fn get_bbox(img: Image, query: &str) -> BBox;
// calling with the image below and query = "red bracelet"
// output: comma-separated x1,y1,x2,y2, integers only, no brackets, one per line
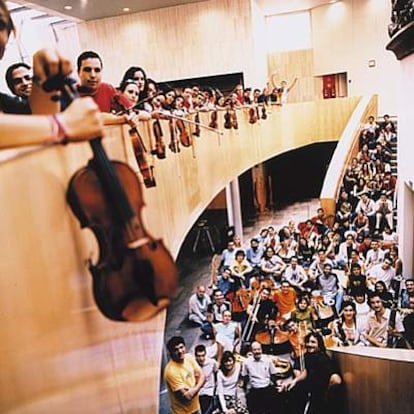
50,114,68,145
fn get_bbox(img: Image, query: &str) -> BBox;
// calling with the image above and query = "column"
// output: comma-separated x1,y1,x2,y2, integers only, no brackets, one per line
226,179,243,244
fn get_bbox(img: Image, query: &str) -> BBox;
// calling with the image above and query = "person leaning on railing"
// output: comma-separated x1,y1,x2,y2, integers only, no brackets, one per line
0,0,103,150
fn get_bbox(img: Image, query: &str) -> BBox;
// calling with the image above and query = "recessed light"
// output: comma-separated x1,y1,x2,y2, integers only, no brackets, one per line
64,5,72,10
122,7,130,12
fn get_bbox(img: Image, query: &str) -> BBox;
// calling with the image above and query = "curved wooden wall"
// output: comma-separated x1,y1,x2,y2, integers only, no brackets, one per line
0,98,360,413
331,347,414,414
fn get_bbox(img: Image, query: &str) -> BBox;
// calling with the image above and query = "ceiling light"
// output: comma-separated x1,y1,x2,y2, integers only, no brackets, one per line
64,5,72,10
122,7,130,12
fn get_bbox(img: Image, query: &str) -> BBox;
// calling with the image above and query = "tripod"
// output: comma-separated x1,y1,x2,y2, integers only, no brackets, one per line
192,220,215,254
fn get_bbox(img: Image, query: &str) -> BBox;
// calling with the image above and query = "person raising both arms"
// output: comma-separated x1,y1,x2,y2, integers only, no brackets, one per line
0,0,103,150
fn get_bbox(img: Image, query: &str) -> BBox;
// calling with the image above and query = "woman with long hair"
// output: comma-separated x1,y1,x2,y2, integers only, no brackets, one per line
216,351,248,414
334,300,362,346
374,281,393,308
120,66,150,110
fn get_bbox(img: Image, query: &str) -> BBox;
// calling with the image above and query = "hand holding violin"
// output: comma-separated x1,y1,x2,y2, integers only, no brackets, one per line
57,98,103,142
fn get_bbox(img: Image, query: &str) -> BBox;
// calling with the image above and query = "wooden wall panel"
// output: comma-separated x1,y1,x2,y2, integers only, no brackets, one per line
75,0,266,88
0,97,359,413
267,49,315,103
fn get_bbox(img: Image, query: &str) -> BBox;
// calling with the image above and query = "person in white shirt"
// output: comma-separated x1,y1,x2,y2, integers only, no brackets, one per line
217,351,248,414
284,256,308,293
188,285,211,325
374,192,394,232
355,193,376,221
362,292,404,347
366,258,396,291
241,341,281,413
195,344,219,414
354,293,371,333
365,239,385,270
336,231,358,270
213,310,240,353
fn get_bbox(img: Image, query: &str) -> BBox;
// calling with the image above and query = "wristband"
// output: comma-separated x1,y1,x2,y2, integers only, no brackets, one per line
50,114,68,145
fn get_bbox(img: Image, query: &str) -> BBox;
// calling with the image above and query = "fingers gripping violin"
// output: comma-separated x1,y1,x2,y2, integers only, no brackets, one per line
56,78,178,321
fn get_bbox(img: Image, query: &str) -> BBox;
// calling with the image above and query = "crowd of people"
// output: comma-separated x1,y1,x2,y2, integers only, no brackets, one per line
165,114,414,413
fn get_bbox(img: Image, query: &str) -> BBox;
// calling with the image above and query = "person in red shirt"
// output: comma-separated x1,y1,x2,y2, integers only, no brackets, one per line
77,50,132,123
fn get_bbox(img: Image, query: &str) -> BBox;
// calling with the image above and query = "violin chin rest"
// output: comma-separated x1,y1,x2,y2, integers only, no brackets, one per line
122,296,170,322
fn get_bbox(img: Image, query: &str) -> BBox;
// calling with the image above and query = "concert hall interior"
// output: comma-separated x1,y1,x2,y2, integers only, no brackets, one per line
0,0,413,413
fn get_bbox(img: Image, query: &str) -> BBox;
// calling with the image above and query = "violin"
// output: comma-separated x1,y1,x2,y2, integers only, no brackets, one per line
168,118,180,153
129,123,156,188
193,111,201,137
152,119,166,159
209,110,218,129
231,108,238,129
112,97,156,188
224,109,232,129
261,105,267,120
248,106,258,124
175,118,191,147
60,79,178,321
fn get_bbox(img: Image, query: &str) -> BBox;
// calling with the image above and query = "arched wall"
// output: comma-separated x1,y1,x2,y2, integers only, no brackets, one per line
0,97,360,413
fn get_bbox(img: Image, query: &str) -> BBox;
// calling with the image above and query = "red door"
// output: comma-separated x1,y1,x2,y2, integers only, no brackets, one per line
323,74,336,99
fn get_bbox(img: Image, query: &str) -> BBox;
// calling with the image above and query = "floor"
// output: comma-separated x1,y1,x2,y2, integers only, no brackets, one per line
159,198,320,413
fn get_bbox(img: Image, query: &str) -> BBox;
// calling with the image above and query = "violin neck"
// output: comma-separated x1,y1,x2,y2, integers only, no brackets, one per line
89,138,136,223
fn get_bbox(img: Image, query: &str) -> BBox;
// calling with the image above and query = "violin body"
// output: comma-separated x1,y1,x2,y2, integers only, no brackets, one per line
152,119,166,159
248,107,258,124
176,118,191,147
67,148,178,322
209,111,218,129
168,119,180,153
224,110,232,129
129,126,156,188
193,112,201,137
231,109,238,129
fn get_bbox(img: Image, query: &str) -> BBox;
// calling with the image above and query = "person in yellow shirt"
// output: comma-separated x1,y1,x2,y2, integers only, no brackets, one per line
164,336,205,414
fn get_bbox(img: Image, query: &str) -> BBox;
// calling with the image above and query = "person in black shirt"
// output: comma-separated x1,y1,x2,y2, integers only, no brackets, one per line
1,62,32,114
284,331,343,414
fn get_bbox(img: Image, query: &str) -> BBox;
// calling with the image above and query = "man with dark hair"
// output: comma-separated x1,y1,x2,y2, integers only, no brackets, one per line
362,292,404,347
0,62,32,114
77,50,130,117
6,62,32,98
402,295,414,348
164,336,205,413
400,278,414,308
194,344,218,414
